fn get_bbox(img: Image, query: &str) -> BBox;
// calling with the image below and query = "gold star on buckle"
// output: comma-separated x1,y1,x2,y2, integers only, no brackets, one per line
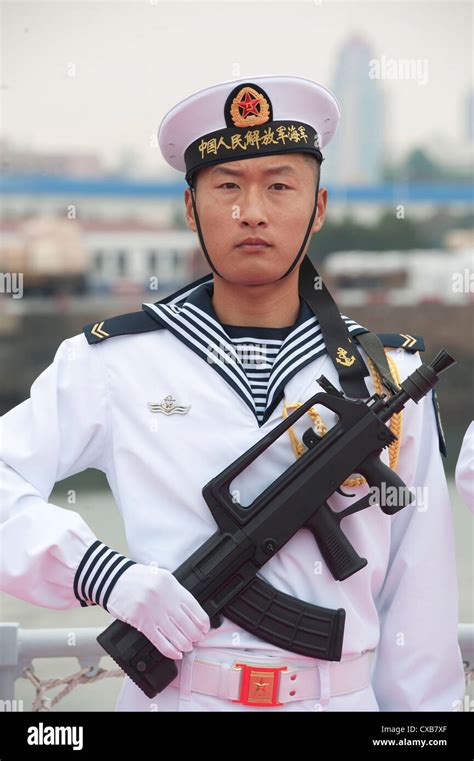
232,662,287,707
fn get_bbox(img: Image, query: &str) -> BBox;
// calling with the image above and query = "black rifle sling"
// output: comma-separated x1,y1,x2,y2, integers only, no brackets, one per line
355,331,400,395
298,255,370,398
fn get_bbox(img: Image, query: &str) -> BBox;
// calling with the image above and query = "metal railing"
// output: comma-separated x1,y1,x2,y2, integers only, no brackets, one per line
0,621,472,711
0,622,123,711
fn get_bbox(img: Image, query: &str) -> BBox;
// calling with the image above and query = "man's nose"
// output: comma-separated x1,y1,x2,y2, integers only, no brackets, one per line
238,186,269,227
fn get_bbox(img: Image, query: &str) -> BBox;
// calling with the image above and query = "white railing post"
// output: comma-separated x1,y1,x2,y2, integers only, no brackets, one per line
0,622,109,703
0,622,19,704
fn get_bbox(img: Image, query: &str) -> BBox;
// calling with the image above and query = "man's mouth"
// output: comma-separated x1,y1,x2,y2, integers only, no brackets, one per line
236,237,272,251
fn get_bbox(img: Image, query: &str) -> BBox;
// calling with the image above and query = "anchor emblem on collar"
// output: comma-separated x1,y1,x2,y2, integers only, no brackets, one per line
335,347,356,367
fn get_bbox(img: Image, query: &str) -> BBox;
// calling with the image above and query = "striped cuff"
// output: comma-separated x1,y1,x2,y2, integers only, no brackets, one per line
73,540,137,612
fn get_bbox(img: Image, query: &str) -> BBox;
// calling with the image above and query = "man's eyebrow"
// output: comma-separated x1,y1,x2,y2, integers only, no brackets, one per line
210,164,298,177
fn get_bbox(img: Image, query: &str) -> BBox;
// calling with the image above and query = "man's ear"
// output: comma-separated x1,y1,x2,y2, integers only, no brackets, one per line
184,187,197,232
312,187,328,233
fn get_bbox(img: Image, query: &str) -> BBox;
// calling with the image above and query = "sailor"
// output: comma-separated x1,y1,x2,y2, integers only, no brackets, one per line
0,75,465,712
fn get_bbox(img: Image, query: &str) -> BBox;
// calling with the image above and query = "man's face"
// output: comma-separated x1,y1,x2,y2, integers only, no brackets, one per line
184,152,327,285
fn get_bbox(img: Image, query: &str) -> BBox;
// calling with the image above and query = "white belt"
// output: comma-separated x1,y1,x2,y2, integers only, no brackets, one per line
176,650,372,707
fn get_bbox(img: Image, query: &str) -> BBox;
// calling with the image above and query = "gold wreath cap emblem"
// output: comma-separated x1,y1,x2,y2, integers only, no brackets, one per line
230,86,270,128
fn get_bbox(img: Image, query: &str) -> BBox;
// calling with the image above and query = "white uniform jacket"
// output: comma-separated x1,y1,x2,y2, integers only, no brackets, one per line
455,421,474,513
0,275,465,712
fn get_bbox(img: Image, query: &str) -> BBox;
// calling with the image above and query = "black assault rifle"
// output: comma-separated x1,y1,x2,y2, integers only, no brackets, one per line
97,349,455,698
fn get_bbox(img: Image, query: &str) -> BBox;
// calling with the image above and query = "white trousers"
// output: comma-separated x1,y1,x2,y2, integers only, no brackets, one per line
114,647,380,712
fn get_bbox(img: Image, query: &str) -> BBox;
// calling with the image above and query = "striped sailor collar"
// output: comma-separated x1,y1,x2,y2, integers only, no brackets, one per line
142,275,367,427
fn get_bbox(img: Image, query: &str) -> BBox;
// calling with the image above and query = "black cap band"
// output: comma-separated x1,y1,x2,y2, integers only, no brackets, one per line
185,120,323,185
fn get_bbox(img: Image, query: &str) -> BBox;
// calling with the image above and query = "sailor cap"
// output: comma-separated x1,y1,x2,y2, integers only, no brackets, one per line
157,75,341,184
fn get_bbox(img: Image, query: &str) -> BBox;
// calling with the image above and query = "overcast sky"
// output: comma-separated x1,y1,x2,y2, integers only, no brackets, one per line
1,0,472,178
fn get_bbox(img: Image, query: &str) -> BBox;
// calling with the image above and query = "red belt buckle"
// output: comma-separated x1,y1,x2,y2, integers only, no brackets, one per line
232,662,288,707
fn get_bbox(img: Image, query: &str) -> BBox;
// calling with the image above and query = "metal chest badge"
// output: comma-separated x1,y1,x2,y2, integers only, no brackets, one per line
148,395,191,415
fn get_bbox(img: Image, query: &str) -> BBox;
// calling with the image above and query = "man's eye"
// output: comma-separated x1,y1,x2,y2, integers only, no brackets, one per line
219,182,239,189
270,183,289,190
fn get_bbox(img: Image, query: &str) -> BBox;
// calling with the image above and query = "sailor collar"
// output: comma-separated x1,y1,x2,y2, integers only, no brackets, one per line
141,276,366,426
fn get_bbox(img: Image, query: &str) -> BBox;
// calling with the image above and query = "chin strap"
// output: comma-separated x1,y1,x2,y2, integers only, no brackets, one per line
188,180,224,279
277,173,321,280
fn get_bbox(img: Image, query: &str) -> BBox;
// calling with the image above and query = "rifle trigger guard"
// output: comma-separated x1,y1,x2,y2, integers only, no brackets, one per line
335,485,355,498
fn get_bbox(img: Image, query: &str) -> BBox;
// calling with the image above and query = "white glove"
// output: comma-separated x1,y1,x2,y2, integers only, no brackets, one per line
105,563,211,660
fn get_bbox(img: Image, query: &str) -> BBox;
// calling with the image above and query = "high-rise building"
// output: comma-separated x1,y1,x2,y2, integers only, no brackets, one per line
328,35,385,186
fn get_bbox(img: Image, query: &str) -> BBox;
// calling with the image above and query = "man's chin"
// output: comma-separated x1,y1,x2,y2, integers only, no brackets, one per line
217,254,293,286
221,270,286,287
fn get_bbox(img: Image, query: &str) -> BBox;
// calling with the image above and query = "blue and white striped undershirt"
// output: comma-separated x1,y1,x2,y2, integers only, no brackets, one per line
223,322,294,424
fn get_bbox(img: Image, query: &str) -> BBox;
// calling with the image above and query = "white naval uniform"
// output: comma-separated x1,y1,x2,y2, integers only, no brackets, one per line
0,279,465,712
455,421,474,513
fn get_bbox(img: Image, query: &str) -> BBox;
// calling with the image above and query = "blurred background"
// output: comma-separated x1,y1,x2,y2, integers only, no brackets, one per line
0,0,472,711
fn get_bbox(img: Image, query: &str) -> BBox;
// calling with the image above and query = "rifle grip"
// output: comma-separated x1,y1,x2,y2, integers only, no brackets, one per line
306,502,367,581
358,454,414,515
